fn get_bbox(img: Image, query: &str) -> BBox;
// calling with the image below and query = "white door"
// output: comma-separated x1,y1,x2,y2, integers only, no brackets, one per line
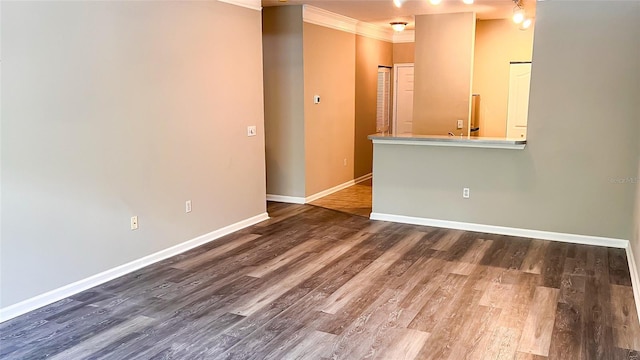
506,62,532,139
393,64,414,136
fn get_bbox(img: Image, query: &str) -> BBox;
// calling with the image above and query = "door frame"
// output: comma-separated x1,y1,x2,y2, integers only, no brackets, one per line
392,63,414,136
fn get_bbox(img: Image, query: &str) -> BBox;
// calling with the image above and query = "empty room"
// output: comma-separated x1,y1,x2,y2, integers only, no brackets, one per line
1,0,639,359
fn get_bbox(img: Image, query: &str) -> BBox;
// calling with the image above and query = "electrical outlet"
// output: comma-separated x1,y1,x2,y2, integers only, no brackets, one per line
131,216,138,230
457,120,464,129
185,200,192,213
247,126,257,137
463,188,470,199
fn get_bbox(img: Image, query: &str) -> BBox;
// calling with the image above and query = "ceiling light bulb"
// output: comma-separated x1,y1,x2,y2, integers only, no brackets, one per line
394,0,402,7
430,0,442,5
520,18,533,30
513,8,525,24
390,22,408,32
463,0,474,4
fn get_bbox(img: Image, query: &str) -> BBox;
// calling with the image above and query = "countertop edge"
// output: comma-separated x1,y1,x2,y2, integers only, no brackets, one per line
368,134,527,150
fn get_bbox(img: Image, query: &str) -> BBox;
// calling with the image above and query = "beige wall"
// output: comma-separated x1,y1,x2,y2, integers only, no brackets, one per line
413,13,476,135
355,35,393,179
372,1,639,240
473,20,535,137
393,42,415,64
263,6,306,197
303,23,356,196
1,1,266,307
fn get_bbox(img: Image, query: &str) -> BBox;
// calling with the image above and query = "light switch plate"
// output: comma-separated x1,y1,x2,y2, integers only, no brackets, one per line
247,126,257,137
457,120,464,129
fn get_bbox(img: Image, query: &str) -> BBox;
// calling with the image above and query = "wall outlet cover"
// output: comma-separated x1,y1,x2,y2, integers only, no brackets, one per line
131,216,139,230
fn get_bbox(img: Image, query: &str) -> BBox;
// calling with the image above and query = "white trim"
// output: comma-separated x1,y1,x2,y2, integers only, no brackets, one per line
303,5,404,43
626,243,640,325
369,212,629,248
305,179,356,203
392,63,415,136
0,212,269,323
354,173,372,184
217,0,261,11
393,30,415,43
303,5,358,34
371,138,526,150
304,173,371,203
356,22,393,42
372,211,640,322
266,195,306,204
267,174,371,205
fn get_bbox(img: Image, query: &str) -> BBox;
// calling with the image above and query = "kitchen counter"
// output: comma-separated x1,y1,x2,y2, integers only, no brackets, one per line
368,133,526,150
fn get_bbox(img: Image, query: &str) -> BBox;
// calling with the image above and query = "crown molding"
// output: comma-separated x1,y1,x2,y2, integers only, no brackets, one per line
303,5,358,34
217,0,262,11
393,30,415,43
356,22,394,42
303,5,402,43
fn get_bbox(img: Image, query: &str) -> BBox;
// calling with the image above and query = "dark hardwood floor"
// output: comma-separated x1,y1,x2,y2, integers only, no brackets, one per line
1,202,639,359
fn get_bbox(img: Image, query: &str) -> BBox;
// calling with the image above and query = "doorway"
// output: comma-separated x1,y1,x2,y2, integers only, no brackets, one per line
393,63,414,135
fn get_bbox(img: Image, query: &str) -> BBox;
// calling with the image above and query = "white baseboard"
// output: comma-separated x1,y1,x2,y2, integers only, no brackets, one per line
267,173,372,205
369,212,629,249
305,173,372,203
354,173,372,184
626,243,640,325
305,179,357,203
266,195,306,204
372,211,639,322
0,212,269,323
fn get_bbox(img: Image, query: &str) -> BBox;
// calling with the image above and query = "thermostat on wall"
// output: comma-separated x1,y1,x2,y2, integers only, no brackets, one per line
313,95,320,104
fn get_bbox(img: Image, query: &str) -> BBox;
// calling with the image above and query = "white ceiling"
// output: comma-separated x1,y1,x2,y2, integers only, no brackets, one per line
262,0,537,30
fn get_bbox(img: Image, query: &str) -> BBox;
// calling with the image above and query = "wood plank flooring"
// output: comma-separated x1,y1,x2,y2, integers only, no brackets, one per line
1,202,639,359
310,179,372,217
